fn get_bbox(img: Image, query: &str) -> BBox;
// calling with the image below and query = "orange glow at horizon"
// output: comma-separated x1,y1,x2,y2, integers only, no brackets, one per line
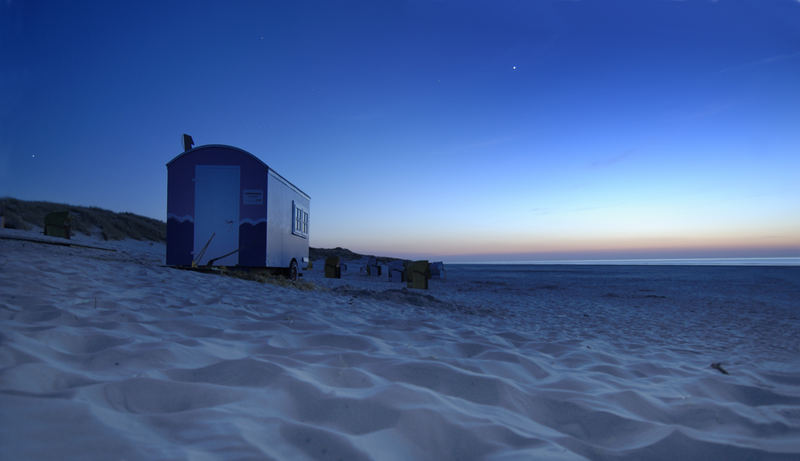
335,226,800,259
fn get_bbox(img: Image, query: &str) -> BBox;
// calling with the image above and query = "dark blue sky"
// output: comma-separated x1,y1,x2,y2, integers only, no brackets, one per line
2,0,799,260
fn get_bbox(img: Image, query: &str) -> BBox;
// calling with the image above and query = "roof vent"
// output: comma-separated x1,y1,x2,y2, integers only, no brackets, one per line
182,134,194,152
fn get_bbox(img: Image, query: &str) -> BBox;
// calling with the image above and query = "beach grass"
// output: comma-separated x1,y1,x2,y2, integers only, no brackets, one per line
218,267,318,291
1,197,166,241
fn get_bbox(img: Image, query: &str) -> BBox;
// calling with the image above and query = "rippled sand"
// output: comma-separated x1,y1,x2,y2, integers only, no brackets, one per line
1,232,799,460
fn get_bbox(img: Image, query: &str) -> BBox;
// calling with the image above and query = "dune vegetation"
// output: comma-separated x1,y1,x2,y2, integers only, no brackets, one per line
1,197,167,241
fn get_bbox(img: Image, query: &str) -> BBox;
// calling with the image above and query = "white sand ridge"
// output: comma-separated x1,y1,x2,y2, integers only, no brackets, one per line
1,233,800,460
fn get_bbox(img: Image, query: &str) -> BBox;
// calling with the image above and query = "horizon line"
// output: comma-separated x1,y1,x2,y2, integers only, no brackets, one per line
444,256,800,266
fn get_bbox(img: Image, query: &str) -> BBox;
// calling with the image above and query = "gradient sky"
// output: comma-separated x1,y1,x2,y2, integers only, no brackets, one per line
2,0,799,261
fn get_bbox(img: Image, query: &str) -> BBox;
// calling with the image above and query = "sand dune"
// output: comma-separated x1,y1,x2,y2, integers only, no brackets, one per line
1,231,799,459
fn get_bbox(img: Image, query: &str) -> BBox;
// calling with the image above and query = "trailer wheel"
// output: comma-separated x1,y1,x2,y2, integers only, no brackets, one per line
288,259,298,281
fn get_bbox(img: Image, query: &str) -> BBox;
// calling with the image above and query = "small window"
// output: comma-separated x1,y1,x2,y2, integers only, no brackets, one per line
292,201,309,238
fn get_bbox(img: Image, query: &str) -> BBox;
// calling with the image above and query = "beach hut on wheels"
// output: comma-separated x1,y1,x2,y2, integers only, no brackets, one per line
166,143,310,280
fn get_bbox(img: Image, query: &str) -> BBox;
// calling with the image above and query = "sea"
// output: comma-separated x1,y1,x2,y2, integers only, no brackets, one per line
451,257,800,266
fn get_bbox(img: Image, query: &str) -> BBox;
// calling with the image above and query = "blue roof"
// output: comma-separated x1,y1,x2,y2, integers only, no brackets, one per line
166,144,309,199
166,144,269,170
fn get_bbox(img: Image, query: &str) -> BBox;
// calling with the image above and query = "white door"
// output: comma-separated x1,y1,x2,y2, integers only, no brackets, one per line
194,165,240,266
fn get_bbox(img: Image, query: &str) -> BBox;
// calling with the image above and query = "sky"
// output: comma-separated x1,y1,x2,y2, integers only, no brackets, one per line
2,0,799,262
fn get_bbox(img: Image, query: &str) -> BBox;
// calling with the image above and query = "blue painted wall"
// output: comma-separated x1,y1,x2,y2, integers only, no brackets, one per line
166,145,268,266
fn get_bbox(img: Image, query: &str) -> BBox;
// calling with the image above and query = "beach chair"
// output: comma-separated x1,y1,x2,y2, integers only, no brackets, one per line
44,211,71,239
388,260,405,282
406,260,430,289
366,256,381,276
429,261,445,279
325,256,341,278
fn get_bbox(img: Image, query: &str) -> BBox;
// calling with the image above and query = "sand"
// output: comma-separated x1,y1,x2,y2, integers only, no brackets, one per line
1,230,799,460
